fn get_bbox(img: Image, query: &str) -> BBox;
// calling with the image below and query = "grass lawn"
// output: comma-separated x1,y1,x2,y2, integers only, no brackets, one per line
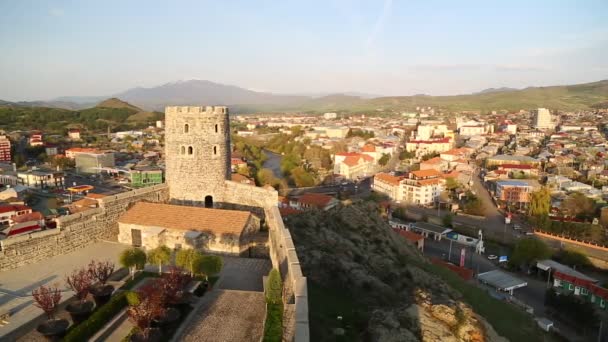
307,281,368,342
416,260,544,341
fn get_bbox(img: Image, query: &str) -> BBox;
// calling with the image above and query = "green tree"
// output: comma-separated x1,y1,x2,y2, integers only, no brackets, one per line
561,192,596,219
291,167,316,187
555,249,591,268
175,249,202,276
197,255,223,280
119,248,147,280
399,150,415,160
147,246,172,274
445,177,460,191
509,238,551,268
529,187,551,217
257,168,277,186
378,153,390,166
266,269,282,304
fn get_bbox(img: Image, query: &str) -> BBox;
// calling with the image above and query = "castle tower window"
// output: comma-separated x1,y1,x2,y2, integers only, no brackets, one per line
213,146,217,155
215,124,218,133
184,124,189,133
188,146,193,155
180,146,185,155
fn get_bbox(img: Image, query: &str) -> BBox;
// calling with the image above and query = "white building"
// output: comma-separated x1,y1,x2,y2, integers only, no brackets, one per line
323,112,337,120
534,108,555,130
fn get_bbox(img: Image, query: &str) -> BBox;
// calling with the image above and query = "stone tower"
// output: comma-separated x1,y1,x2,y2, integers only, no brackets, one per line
164,106,231,206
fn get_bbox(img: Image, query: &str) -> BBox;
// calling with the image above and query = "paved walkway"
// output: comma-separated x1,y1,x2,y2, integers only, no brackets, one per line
182,290,266,342
216,256,271,292
0,241,128,339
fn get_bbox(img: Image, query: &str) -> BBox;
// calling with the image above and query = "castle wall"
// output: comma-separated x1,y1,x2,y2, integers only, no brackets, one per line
164,106,231,203
266,206,310,342
0,184,169,272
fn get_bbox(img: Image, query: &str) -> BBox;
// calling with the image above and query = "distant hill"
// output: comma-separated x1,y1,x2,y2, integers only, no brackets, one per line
96,97,142,111
30,78,608,113
475,87,518,94
0,99,86,110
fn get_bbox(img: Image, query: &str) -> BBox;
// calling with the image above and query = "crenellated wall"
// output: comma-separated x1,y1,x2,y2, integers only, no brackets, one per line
265,206,309,342
0,184,169,272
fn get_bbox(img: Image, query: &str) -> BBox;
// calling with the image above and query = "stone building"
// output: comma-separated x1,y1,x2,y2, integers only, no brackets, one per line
117,202,259,255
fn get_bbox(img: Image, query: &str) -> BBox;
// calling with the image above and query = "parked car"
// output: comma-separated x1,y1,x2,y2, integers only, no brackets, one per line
487,255,498,260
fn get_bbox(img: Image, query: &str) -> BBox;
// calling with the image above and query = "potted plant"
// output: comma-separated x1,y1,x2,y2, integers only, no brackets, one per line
64,267,94,324
128,284,164,342
88,260,116,306
151,268,188,327
33,284,69,341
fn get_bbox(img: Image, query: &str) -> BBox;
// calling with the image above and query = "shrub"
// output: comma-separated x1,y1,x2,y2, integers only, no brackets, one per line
63,292,128,342
88,260,115,285
119,248,147,280
31,284,62,320
65,266,93,303
263,303,283,342
125,291,140,306
266,269,282,305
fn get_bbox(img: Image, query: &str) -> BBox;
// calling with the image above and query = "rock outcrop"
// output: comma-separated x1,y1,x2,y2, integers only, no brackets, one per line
284,201,508,342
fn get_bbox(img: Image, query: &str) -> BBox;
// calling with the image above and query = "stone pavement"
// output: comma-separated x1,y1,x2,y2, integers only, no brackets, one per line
182,290,266,342
216,256,271,292
0,241,128,339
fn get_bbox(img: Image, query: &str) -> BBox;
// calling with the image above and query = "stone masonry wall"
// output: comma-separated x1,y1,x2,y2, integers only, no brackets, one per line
266,206,310,342
164,106,231,203
0,184,169,272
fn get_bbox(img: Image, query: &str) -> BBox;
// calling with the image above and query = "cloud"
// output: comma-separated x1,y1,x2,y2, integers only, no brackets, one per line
49,8,65,17
366,0,393,48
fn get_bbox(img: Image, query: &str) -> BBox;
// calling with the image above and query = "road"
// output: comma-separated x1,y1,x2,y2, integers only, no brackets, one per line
423,238,585,341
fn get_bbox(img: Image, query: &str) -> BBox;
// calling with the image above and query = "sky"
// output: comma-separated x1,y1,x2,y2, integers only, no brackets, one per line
1,0,607,101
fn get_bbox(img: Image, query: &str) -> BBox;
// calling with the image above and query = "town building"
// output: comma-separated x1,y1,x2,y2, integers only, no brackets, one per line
323,112,337,120
74,151,116,174
400,170,444,205
0,135,11,163
393,228,424,251
117,202,260,255
334,153,374,180
533,108,555,130
486,155,541,168
29,131,43,147
291,193,338,211
67,129,81,141
405,137,454,157
17,169,65,189
129,168,164,188
495,179,540,205
372,173,405,200
0,204,32,226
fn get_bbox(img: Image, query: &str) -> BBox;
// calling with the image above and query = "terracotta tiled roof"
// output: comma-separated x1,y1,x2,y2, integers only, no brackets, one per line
374,173,404,186
411,169,442,179
118,202,251,235
361,144,376,152
343,155,362,167
417,179,442,186
421,157,443,165
335,152,360,157
12,211,43,223
441,148,472,156
297,193,335,208
361,154,374,162
279,207,302,216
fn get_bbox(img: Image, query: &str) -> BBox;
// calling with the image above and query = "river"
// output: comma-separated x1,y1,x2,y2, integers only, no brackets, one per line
262,149,284,179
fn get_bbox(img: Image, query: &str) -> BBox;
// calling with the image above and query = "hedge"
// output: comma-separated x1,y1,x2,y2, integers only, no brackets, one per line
63,291,132,342
262,303,283,342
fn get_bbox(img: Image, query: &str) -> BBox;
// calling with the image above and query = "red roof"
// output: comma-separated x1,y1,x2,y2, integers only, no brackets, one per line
12,211,43,224
297,193,335,209
554,271,596,288
375,173,405,186
409,137,451,144
431,258,473,280
279,207,302,216
393,228,424,242
361,144,376,152
0,204,31,214
335,152,360,157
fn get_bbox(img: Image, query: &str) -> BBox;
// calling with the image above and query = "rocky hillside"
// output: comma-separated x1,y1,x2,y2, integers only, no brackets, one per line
284,202,540,341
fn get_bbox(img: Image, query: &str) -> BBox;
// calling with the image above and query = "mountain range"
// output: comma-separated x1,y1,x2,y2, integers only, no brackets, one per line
2,79,608,113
